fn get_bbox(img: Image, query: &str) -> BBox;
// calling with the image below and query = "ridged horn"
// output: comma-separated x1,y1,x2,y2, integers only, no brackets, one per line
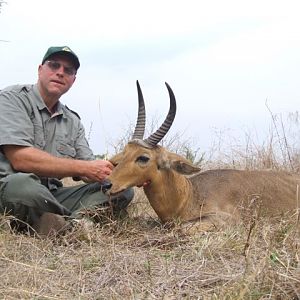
144,82,177,147
132,80,146,139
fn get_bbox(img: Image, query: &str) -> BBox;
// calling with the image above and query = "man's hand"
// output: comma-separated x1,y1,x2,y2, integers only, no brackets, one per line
83,159,114,182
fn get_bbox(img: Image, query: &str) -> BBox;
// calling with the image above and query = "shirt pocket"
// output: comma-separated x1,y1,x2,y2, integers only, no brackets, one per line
56,139,76,158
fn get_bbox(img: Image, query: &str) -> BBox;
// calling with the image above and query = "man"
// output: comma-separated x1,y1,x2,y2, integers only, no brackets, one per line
0,46,133,237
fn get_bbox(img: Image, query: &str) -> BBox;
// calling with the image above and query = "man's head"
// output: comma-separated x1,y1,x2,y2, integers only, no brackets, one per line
42,46,80,70
38,46,80,103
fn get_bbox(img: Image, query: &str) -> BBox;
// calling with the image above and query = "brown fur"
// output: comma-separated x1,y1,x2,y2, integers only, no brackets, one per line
108,143,300,230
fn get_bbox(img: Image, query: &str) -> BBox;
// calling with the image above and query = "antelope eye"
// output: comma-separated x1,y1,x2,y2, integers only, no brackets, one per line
136,155,150,163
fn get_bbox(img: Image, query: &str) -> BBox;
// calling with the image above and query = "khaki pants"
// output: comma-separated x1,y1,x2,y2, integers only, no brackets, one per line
0,173,133,229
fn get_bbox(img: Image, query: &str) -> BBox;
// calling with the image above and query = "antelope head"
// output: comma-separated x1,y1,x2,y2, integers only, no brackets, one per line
107,81,200,197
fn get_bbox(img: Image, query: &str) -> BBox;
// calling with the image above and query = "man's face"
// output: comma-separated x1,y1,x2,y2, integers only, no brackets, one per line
38,54,76,99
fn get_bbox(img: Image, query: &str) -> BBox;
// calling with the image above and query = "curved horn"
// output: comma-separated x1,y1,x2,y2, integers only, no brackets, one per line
132,80,146,139
144,82,177,147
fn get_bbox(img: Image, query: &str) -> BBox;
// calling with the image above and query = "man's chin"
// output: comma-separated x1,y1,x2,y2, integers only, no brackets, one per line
48,87,68,98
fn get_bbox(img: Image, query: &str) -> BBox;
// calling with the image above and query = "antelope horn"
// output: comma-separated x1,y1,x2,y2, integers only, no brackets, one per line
132,80,146,139
144,82,177,147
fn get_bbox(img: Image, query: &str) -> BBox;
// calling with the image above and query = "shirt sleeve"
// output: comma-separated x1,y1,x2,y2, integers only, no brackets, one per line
0,88,35,147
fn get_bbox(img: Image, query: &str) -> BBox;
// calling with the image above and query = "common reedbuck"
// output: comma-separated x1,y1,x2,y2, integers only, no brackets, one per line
107,81,300,230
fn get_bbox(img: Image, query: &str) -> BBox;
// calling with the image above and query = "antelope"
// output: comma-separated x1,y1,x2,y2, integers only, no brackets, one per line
107,81,300,231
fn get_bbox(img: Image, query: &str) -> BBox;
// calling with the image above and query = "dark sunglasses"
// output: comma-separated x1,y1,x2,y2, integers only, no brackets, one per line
44,60,76,76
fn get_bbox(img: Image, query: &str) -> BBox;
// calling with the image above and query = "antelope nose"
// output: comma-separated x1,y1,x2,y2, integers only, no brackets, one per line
101,180,112,193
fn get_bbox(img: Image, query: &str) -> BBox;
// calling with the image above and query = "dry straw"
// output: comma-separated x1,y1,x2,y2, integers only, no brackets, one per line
0,112,300,299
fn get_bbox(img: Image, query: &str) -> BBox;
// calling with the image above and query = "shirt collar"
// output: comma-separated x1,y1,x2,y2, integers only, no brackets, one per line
32,84,64,116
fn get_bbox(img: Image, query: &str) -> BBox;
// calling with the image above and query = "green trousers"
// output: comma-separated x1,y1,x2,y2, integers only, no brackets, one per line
0,172,134,229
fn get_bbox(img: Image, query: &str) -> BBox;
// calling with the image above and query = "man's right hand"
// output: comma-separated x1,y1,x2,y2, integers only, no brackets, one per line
83,159,114,182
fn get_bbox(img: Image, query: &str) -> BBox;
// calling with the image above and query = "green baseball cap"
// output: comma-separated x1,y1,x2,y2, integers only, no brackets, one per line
42,46,80,70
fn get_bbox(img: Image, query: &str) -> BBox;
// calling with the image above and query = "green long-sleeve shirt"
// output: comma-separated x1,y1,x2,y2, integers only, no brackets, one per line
0,84,94,188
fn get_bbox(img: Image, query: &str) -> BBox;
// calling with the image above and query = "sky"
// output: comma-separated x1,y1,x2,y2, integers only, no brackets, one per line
1,0,300,157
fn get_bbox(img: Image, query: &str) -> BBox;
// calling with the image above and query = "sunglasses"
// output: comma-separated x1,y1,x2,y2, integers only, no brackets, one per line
44,60,76,76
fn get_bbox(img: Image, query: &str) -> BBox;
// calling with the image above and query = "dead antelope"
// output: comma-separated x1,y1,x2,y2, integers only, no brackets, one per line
107,81,300,230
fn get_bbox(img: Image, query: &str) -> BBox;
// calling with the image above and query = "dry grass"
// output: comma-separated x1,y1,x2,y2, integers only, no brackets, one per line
0,186,299,300
1,113,300,299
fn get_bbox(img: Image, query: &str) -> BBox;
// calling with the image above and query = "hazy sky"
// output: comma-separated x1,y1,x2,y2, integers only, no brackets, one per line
1,0,300,156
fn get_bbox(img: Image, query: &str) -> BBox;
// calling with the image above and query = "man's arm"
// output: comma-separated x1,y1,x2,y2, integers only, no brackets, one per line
3,145,113,182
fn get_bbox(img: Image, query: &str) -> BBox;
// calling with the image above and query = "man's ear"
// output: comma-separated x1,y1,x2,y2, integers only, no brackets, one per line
157,151,200,175
38,64,42,75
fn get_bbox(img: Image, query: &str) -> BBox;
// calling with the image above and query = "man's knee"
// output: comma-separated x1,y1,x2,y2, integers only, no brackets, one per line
0,173,69,218
0,173,41,200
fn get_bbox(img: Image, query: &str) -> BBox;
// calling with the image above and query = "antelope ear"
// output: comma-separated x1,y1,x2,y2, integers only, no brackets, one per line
157,151,200,175
170,160,201,175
